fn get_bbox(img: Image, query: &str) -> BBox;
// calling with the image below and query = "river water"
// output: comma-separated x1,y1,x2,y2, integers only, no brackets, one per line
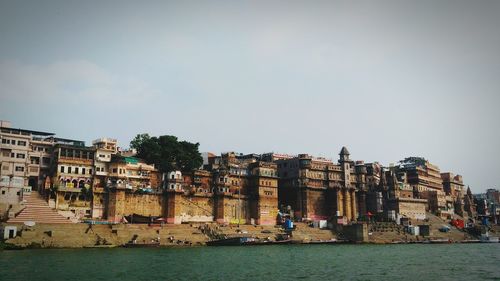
1,244,499,281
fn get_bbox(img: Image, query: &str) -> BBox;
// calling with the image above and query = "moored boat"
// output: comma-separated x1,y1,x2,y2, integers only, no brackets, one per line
124,242,161,248
206,237,256,246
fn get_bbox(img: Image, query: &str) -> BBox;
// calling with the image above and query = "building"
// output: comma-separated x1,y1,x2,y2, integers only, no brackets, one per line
382,167,428,220
50,140,95,219
247,161,278,225
398,157,447,216
0,121,56,217
272,147,358,222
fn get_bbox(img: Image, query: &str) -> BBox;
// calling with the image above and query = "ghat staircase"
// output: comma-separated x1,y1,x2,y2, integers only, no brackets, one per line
7,192,71,224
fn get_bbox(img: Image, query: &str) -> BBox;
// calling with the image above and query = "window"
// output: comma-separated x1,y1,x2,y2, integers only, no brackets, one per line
60,166,65,173
82,168,86,175
11,153,14,158
17,141,27,146
17,191,20,195
2,151,9,157
68,167,72,173
15,166,24,172
2,165,9,171
42,157,50,165
1,139,8,144
112,168,117,173
1,190,5,195
74,167,79,174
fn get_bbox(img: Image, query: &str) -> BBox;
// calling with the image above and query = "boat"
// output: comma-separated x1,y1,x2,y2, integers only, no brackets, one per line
123,214,161,224
123,242,161,248
427,239,452,244
305,239,350,245
206,236,257,246
480,233,499,243
84,244,117,248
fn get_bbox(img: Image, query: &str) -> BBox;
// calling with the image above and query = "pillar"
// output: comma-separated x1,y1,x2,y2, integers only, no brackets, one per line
350,190,357,221
107,188,125,222
344,189,351,220
215,194,227,224
337,188,344,216
166,190,183,224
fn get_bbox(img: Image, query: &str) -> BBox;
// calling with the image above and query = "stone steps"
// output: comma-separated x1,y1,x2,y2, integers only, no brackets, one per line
8,193,71,224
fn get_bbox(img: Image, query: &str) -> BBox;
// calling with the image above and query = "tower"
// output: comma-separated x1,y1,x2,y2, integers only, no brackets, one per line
338,146,356,221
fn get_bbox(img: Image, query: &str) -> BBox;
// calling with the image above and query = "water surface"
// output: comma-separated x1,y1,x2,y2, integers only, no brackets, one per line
1,244,499,280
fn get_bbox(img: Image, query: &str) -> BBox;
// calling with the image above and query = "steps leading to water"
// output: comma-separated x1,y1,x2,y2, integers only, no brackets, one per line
8,193,72,224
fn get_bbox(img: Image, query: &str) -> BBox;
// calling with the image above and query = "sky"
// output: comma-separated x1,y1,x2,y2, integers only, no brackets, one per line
0,0,499,193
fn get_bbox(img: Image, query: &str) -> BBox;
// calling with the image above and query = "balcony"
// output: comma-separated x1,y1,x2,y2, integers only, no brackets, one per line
58,157,93,165
57,186,82,193
27,164,39,176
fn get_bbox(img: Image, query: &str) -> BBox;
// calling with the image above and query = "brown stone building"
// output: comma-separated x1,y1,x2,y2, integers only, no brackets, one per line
247,161,278,225
398,157,448,216
268,147,358,222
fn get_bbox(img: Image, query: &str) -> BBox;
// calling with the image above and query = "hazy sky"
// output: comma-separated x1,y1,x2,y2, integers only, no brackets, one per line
1,1,499,192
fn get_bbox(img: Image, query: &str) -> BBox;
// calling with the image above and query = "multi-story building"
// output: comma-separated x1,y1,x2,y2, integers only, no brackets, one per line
0,121,56,217
91,138,118,218
247,161,278,225
441,173,465,198
398,157,447,215
50,140,95,218
3,120,482,225
440,172,466,218
108,155,159,191
270,147,358,222
486,189,500,204
383,167,427,220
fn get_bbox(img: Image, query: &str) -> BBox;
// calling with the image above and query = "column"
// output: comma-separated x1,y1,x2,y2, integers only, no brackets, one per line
344,189,351,220
337,188,344,217
350,190,357,221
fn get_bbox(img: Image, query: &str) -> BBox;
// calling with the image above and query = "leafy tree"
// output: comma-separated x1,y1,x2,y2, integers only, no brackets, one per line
129,134,203,173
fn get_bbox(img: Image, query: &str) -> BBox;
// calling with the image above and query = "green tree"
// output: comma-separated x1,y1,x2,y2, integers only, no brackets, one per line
129,134,203,173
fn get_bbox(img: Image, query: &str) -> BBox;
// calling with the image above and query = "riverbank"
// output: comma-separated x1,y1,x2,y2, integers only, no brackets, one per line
1,222,338,249
2,219,490,249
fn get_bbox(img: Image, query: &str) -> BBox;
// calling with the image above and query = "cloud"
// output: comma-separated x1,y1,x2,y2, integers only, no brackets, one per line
0,60,160,106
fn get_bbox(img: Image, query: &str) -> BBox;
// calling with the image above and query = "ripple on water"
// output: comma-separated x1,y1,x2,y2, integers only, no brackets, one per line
0,244,499,281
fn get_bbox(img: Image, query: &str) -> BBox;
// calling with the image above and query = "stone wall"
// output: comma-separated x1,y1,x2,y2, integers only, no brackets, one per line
106,190,274,225
305,189,328,220
177,194,214,223
124,193,163,217
216,194,250,224
342,223,368,242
